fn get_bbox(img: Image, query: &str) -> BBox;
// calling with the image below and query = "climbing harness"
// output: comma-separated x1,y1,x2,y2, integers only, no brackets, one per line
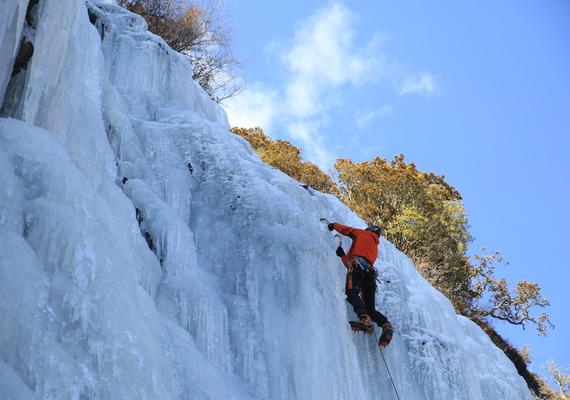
354,256,370,272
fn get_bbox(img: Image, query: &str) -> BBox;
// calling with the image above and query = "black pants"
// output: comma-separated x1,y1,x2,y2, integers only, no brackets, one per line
345,267,388,327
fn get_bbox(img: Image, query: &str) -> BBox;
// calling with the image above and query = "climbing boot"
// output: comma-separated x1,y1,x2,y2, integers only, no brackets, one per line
359,314,373,327
378,322,393,348
349,314,374,333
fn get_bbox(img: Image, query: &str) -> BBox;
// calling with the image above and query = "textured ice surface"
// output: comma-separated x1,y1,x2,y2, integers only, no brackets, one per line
0,1,533,399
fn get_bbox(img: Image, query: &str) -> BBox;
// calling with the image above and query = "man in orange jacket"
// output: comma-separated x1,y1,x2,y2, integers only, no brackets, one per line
328,222,393,348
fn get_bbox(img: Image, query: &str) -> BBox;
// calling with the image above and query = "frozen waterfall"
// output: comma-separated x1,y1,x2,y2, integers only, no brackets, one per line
0,1,533,399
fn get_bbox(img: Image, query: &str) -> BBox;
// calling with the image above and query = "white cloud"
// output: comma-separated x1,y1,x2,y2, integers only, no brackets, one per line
286,120,332,167
225,2,381,167
355,104,393,128
279,2,382,166
399,72,440,96
283,3,379,118
223,84,278,130
223,3,442,168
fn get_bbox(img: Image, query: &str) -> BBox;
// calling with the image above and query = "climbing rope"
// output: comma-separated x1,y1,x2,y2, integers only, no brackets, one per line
373,331,402,400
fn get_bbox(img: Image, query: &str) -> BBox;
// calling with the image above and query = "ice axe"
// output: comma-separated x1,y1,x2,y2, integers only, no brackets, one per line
320,217,343,250
319,217,331,227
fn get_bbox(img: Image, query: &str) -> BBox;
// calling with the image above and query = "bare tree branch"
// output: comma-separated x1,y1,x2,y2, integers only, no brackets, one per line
119,0,242,102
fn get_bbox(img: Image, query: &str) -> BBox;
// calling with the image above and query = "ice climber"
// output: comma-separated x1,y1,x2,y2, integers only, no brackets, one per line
328,222,394,348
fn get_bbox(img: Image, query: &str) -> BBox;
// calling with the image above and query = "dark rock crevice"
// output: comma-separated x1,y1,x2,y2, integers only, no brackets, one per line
11,39,34,77
25,0,40,28
0,0,42,116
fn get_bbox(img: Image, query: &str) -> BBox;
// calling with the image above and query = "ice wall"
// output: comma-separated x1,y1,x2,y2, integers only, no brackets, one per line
0,1,533,399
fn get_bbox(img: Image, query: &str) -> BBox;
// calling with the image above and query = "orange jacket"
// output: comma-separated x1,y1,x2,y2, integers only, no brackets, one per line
333,223,379,266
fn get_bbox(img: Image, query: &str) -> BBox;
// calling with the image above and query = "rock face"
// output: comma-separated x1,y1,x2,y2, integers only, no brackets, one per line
0,1,533,399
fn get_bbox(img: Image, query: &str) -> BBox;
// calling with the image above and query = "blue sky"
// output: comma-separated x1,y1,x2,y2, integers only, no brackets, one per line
223,0,570,382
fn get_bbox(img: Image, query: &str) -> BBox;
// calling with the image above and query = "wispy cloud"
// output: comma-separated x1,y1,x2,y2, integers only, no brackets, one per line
286,120,331,167
225,3,380,167
223,2,442,168
282,3,379,117
280,2,382,165
355,104,393,128
399,72,441,96
223,83,278,131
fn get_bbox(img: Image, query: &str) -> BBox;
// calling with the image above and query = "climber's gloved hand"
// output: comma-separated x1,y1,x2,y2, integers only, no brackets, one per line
336,246,345,257
328,223,335,231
